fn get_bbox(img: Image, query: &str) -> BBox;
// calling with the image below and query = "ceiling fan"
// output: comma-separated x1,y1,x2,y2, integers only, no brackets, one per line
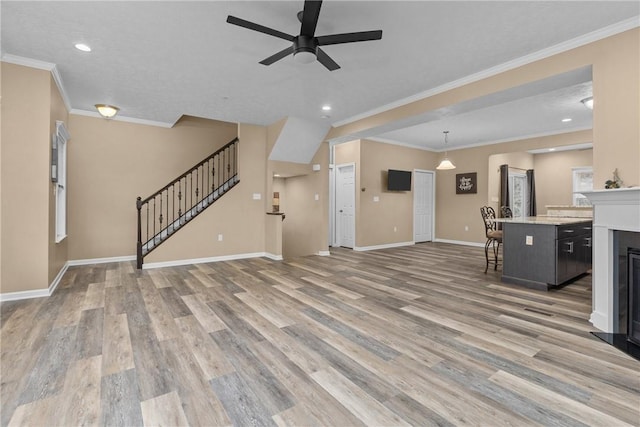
226,0,383,71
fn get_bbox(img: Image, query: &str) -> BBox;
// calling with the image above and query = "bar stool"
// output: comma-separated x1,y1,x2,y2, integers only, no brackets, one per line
501,206,513,218
480,206,502,273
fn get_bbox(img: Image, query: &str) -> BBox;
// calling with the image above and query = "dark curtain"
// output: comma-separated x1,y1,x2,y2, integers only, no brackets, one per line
527,169,537,216
499,164,509,217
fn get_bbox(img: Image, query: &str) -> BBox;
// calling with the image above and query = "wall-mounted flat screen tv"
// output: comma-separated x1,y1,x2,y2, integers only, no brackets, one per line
387,169,412,191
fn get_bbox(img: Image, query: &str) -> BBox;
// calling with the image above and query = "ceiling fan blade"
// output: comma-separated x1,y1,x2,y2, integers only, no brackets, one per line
227,15,294,42
316,30,382,46
300,0,322,37
316,48,340,71
259,46,295,66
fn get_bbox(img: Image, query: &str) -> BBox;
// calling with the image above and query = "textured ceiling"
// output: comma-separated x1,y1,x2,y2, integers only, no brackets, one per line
2,1,639,151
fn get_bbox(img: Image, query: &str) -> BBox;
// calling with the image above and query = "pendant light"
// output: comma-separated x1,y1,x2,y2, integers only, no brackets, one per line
436,131,456,170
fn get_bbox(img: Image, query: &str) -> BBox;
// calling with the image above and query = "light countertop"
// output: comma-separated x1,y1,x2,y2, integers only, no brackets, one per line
494,216,592,226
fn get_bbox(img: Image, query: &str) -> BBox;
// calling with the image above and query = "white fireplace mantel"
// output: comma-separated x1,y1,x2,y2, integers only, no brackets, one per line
583,187,640,332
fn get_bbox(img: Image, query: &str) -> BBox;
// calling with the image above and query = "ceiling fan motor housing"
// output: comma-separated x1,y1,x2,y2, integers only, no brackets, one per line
294,36,317,55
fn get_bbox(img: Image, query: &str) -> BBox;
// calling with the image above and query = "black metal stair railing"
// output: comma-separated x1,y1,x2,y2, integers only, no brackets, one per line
136,137,239,269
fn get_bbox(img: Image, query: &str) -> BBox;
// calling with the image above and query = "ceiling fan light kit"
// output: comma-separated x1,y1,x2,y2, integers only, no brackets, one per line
227,0,382,71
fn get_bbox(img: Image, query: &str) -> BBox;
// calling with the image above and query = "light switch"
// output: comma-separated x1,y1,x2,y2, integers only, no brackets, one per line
373,196,380,202
252,193,261,200
526,235,533,245
314,194,319,201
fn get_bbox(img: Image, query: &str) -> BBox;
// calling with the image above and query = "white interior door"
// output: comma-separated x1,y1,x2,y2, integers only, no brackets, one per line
414,170,434,243
336,163,355,248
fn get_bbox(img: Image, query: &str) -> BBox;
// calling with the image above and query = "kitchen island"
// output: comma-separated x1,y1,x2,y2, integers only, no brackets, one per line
501,216,592,290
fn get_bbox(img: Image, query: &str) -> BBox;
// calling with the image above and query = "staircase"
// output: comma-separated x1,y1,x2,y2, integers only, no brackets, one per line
136,138,239,269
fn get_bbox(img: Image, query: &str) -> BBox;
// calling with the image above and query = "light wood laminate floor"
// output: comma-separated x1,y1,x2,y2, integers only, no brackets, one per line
1,243,639,426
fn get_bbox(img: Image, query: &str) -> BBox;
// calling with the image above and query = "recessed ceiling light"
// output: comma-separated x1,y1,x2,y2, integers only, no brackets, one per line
562,118,572,122
74,43,91,52
322,105,331,111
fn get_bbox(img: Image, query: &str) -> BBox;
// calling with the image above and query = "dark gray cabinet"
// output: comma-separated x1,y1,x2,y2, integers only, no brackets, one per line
503,220,592,290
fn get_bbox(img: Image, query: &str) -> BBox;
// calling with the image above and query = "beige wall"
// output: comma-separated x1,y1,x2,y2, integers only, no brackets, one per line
591,29,640,188
486,148,593,215
68,114,237,261
487,152,534,212
358,139,436,247
48,75,69,284
146,123,266,263
436,130,592,244
334,139,436,248
1,63,66,293
279,142,329,259
328,28,640,190
534,148,593,211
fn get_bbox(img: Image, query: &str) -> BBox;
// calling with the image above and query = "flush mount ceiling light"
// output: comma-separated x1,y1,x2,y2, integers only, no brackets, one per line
581,96,594,110
95,104,120,119
322,105,332,111
562,118,572,122
436,131,456,170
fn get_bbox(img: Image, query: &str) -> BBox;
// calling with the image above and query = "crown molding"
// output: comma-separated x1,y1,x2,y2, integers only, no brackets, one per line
366,126,592,153
3,53,174,128
70,109,174,128
2,53,73,112
333,16,640,128
2,53,55,70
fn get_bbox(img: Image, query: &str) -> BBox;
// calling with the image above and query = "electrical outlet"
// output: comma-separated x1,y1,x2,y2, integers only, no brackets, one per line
314,194,319,201
252,193,261,200
526,235,533,245
394,226,397,232
218,234,223,242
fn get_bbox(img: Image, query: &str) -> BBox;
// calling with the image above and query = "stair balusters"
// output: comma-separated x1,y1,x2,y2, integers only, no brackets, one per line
136,138,239,269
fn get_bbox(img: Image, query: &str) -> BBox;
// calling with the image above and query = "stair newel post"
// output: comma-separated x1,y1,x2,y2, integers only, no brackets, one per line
136,197,143,269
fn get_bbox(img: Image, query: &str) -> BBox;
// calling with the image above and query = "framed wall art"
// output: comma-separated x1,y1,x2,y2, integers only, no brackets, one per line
456,172,477,194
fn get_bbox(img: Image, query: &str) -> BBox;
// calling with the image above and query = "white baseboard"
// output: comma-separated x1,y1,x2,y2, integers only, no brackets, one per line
354,241,415,252
589,310,610,333
0,287,51,302
67,255,136,266
433,238,485,248
0,261,69,302
317,250,331,256
143,252,272,269
48,261,69,296
265,253,283,261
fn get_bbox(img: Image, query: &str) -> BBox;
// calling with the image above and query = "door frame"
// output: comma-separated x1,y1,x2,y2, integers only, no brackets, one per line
334,162,356,248
413,169,435,243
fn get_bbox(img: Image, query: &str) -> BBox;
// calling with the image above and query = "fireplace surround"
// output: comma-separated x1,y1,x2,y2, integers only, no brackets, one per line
584,188,640,360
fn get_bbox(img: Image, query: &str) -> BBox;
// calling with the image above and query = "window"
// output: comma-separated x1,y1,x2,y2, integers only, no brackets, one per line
54,121,69,242
509,172,527,218
572,167,593,206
